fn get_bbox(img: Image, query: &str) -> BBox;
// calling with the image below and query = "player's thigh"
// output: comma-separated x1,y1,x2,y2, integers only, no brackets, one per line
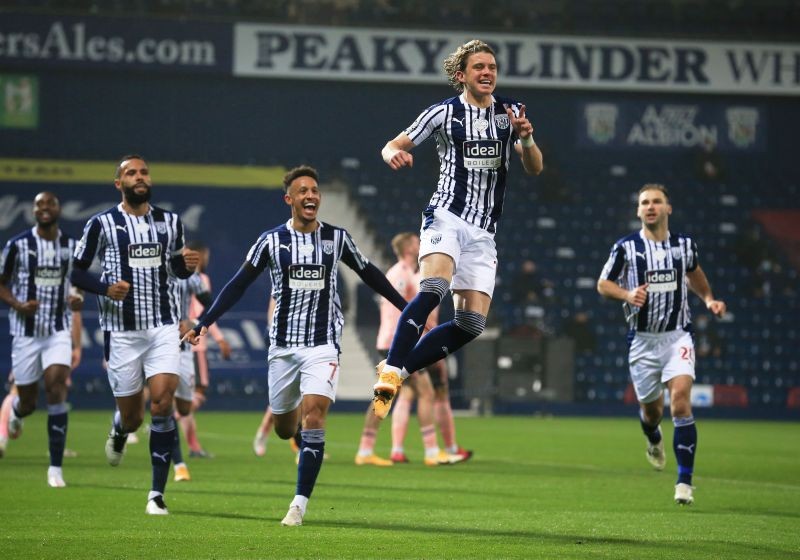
629,334,665,404
142,324,181,378
41,330,72,371
298,344,340,403
106,330,148,397
451,232,497,300
661,331,696,385
268,346,302,415
10,336,45,387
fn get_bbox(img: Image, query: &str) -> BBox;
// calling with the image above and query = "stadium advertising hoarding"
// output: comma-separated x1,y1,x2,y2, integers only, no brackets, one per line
0,14,231,74
233,23,800,96
1,14,797,95
577,101,766,151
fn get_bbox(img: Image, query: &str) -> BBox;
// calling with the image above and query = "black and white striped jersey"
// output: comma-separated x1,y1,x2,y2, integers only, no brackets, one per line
73,203,186,331
405,93,523,234
600,230,699,333
1,228,76,337
178,273,209,321
247,220,367,349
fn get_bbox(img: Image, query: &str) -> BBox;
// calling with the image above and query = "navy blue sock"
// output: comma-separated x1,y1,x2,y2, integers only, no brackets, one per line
403,311,485,373
673,415,697,485
639,409,662,445
386,278,449,368
47,403,69,467
404,322,474,373
172,424,184,465
150,415,176,494
296,428,325,499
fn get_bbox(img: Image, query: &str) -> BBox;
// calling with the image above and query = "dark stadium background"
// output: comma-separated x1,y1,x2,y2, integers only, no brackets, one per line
1,1,797,419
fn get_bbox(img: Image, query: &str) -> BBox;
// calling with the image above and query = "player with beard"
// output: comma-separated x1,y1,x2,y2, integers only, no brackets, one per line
71,155,200,515
0,192,84,486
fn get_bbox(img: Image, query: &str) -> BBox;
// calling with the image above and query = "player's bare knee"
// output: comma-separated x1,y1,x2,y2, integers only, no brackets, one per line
175,398,192,416
149,397,173,418
302,409,327,430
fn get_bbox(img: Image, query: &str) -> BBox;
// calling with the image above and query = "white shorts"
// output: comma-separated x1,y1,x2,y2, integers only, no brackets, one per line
267,344,339,414
11,330,72,386
106,324,180,397
629,330,696,403
175,346,196,402
419,207,498,298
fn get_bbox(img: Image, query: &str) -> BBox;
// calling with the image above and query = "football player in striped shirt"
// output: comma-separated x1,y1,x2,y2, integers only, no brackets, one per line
71,155,201,515
0,192,83,487
597,184,726,505
372,39,544,418
183,165,406,526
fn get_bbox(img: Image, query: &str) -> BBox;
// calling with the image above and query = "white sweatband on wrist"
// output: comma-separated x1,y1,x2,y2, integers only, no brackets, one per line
520,136,535,148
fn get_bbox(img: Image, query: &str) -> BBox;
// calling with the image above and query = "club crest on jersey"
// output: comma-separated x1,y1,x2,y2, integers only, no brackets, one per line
430,234,442,245
155,222,167,235
494,114,509,129
645,268,677,293
128,242,162,268
671,247,683,260
472,117,489,133
288,264,326,291
34,266,62,287
322,240,334,255
463,140,501,170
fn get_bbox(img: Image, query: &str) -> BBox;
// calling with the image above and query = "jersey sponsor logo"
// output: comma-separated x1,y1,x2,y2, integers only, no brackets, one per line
463,140,501,169
34,266,63,287
128,242,162,268
288,263,326,291
645,268,677,292
494,114,510,129
322,240,334,255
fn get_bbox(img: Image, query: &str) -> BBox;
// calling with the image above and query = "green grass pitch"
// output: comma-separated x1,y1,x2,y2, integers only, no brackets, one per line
1,411,798,559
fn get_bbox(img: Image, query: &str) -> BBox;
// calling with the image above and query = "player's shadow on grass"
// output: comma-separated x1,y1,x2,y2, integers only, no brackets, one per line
72,482,289,500
174,510,268,522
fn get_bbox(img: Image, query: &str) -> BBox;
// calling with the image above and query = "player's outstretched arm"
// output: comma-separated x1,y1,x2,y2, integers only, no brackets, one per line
183,262,261,343
352,262,408,311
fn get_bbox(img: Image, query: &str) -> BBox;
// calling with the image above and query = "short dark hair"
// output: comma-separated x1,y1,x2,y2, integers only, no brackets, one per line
282,165,318,192
115,154,146,179
638,183,670,202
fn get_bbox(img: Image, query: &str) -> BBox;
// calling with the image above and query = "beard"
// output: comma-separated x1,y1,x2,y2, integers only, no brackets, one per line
123,183,152,205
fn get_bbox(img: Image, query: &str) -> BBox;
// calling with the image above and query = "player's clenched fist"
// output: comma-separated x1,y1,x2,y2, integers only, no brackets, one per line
183,248,201,271
626,284,648,307
106,280,130,301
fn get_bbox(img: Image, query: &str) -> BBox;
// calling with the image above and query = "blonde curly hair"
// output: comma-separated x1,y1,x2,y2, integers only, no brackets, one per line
443,39,496,92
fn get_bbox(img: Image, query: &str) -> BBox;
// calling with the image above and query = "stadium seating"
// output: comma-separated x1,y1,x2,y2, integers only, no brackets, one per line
340,149,799,409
